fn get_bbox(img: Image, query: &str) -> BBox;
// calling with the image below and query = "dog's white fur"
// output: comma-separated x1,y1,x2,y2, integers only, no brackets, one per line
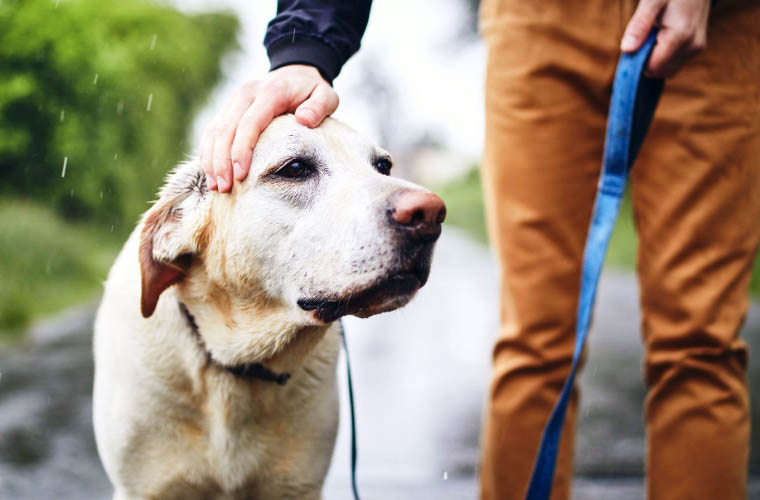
93,116,439,499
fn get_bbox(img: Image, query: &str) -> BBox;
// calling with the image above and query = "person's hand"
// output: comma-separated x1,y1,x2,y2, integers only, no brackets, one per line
199,64,338,192
621,0,710,78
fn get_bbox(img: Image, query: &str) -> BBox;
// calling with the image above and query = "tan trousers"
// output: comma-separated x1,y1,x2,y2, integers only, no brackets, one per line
478,1,760,499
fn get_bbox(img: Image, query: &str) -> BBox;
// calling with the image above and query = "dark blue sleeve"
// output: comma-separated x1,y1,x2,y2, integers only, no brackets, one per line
264,0,373,84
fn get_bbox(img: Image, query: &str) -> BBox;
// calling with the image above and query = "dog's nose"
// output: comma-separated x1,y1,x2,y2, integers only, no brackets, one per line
388,190,446,241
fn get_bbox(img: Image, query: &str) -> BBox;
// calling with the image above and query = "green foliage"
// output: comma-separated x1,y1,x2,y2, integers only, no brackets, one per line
0,0,239,231
0,199,121,333
605,194,638,270
0,0,238,332
435,167,488,244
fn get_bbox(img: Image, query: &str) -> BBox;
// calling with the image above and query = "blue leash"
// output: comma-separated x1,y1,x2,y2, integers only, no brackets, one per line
339,321,361,500
524,30,664,500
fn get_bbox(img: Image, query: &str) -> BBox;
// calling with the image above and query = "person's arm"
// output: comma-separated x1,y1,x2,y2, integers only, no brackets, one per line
621,0,710,78
200,0,372,193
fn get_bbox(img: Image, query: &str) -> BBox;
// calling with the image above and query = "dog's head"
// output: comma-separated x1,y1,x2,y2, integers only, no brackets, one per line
139,116,445,334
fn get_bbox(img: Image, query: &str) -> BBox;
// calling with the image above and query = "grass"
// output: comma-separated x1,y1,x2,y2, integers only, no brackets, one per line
434,168,760,296
435,168,488,245
0,199,123,338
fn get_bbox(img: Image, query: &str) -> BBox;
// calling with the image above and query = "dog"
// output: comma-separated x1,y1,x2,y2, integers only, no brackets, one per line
92,115,446,499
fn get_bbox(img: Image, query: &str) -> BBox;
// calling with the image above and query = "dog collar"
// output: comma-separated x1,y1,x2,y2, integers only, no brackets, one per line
177,301,291,386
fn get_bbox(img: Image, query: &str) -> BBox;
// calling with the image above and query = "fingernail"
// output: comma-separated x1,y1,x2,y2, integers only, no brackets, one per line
232,162,243,180
217,175,229,193
621,34,637,51
206,174,217,190
300,109,316,126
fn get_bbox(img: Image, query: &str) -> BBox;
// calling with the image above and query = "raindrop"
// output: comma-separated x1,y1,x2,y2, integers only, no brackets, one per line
99,191,103,199
146,93,153,111
61,156,68,178
442,471,448,481
150,34,157,51
93,73,99,85
54,0,60,7
114,153,118,160
59,109,65,122
110,225,114,232
116,100,124,115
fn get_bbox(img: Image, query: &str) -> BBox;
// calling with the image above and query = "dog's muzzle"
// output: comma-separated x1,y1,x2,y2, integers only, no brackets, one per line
298,190,446,323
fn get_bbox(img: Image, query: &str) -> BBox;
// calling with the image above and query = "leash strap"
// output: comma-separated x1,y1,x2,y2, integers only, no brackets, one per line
524,30,663,500
339,320,361,500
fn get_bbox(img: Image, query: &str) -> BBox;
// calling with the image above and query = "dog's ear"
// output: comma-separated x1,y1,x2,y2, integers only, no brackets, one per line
139,164,207,318
139,205,192,318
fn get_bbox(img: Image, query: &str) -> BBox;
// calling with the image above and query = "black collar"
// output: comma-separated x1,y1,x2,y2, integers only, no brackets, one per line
177,301,291,386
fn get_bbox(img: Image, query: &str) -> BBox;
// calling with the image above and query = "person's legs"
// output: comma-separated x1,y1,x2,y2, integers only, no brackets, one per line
478,1,624,498
631,2,760,499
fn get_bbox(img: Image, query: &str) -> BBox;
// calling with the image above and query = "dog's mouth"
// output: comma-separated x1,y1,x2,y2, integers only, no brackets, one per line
297,252,432,323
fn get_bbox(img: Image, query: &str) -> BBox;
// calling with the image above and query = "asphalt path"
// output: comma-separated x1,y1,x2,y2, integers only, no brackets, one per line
2,228,760,499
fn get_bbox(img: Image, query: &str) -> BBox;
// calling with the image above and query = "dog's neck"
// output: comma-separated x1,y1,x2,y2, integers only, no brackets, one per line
177,301,292,385
173,271,330,382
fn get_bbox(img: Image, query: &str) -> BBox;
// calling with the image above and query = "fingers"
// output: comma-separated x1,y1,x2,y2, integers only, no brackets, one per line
621,0,710,78
230,80,294,181
209,84,258,193
295,83,339,128
646,29,687,77
646,30,705,78
621,0,666,52
199,126,217,191
201,65,335,194
646,0,709,78
199,83,257,191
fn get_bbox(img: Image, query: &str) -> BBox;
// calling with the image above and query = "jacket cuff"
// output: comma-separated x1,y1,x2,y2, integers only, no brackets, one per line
267,35,342,84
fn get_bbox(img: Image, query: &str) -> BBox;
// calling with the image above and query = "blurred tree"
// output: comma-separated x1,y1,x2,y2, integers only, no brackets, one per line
0,0,238,230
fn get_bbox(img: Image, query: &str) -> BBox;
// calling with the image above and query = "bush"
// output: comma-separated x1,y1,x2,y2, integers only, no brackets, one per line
0,0,239,231
0,199,122,333
0,0,238,332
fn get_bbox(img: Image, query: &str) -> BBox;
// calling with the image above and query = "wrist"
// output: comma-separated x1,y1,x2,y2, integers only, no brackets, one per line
267,36,341,84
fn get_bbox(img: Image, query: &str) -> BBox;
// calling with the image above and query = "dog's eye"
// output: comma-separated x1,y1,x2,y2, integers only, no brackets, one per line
374,158,392,176
275,160,314,179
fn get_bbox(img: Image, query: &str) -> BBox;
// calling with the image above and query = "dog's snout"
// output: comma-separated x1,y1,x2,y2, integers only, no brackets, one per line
388,190,446,240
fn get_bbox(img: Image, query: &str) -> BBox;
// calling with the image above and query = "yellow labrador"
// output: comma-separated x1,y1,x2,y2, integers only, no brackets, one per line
93,115,445,500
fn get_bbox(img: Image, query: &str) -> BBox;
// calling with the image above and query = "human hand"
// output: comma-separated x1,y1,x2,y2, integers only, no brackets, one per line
199,64,339,192
621,0,710,78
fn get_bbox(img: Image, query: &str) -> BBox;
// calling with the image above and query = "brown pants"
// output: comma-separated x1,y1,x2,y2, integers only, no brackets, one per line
479,1,760,499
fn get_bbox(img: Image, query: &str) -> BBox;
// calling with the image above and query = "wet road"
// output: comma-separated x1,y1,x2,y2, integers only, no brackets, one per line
0,303,109,499
2,228,760,499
